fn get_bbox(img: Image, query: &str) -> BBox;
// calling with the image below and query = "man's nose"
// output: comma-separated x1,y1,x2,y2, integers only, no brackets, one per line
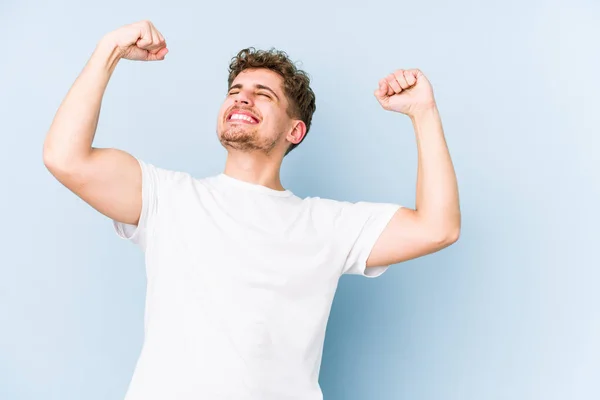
234,90,254,106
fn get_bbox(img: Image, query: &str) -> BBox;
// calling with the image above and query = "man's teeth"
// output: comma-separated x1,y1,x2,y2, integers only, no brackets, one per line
230,114,256,123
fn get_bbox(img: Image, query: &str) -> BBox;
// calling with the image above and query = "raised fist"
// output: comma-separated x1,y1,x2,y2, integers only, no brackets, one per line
374,69,436,116
102,20,168,62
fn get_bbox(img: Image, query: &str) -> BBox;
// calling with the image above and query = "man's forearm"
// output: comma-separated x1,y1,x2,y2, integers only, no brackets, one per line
411,105,460,238
43,39,122,167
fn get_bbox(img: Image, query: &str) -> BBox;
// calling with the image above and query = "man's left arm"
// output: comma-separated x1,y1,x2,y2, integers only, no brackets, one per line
366,69,461,268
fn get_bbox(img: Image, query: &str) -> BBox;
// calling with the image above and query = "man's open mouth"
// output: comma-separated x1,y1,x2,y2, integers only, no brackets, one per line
227,111,260,124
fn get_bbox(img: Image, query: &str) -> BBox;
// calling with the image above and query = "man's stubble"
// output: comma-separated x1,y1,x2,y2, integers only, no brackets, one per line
218,125,281,155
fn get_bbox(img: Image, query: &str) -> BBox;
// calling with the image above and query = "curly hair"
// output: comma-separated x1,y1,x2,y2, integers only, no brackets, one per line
227,48,317,156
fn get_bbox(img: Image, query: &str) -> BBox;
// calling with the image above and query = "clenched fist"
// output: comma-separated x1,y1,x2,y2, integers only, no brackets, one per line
374,69,436,117
101,20,169,62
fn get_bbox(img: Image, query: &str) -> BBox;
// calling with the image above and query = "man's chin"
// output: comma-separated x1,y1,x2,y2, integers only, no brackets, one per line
217,126,280,153
218,130,257,151
220,124,256,136
220,128,253,141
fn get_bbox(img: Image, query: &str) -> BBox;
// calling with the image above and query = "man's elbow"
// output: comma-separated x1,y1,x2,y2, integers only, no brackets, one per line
432,220,461,247
419,211,461,247
445,227,460,244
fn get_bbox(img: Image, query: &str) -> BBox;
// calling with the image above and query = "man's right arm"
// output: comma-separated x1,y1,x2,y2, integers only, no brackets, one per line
43,21,168,226
43,40,143,225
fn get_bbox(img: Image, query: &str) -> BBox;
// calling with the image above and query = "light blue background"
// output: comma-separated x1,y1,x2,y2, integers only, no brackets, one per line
1,0,598,399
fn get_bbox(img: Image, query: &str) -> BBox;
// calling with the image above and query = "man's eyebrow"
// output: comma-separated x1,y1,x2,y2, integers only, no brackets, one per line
228,83,280,101
255,84,280,101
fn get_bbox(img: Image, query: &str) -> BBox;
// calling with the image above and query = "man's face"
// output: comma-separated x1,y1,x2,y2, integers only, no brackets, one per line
217,68,297,154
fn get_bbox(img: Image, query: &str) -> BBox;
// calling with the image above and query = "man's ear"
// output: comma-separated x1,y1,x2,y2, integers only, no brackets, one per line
287,120,307,145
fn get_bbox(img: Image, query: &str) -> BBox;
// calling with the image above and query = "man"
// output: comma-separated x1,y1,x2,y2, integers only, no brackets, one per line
43,20,460,400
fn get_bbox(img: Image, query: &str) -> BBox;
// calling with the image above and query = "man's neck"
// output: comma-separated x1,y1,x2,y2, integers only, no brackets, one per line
223,152,285,191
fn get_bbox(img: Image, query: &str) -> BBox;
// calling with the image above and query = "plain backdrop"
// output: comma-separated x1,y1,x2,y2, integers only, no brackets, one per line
1,0,599,399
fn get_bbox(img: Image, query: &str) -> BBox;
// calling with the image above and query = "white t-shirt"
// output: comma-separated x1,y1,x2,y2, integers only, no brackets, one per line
113,158,401,400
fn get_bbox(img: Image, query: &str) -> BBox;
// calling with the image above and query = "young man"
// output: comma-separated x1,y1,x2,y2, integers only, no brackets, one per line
43,20,460,400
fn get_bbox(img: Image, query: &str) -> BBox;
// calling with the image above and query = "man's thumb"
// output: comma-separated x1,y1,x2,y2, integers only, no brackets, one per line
375,80,388,99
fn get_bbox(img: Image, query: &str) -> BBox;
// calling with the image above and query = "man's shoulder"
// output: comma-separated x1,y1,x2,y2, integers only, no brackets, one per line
298,195,353,214
139,160,219,193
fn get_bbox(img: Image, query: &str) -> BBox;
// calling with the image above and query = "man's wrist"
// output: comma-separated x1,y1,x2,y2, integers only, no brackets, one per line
89,37,123,74
408,103,438,121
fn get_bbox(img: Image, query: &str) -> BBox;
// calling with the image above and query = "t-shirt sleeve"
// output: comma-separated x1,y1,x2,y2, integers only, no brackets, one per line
112,157,164,251
336,201,402,278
